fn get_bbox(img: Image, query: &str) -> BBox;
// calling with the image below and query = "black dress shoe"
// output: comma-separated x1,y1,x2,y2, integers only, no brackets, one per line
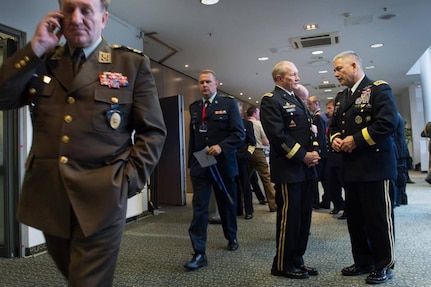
341,264,375,276
244,214,253,220
366,267,393,284
259,200,267,205
184,253,208,270
338,213,347,220
296,265,318,275
208,217,221,224
227,239,239,251
271,268,309,279
329,209,340,215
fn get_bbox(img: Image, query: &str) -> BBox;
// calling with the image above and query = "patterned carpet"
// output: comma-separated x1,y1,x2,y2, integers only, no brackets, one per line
0,171,430,287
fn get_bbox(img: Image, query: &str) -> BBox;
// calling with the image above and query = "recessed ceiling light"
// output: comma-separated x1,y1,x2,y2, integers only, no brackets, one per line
370,43,384,48
258,56,269,61
248,97,252,100
323,80,329,84
365,65,375,69
318,70,328,74
324,89,332,92
219,82,223,86
184,64,189,68
304,24,318,31
312,50,323,55
240,92,243,96
327,96,334,100
255,100,259,104
200,0,219,5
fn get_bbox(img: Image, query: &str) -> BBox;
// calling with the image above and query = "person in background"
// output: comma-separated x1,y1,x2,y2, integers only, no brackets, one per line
421,121,431,184
247,106,277,212
325,99,346,218
185,69,245,270
261,61,320,280
330,51,396,284
393,113,409,205
294,84,309,104
0,0,167,285
236,102,256,219
249,169,267,205
307,95,329,210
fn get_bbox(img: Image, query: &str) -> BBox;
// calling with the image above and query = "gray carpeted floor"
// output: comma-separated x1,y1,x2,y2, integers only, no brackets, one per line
1,171,430,287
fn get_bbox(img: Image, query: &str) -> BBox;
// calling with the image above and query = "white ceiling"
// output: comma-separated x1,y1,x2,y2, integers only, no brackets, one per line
109,0,430,104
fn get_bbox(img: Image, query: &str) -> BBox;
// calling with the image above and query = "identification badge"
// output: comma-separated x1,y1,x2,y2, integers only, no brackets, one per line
106,104,123,129
199,124,208,132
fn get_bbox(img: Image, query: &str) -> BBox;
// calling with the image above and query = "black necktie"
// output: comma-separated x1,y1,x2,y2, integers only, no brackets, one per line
72,48,85,75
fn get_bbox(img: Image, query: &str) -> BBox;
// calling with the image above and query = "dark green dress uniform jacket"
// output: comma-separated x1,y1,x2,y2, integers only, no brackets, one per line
329,76,397,182
0,40,167,238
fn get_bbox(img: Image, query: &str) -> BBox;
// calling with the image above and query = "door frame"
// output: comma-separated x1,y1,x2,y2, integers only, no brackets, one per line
0,24,26,258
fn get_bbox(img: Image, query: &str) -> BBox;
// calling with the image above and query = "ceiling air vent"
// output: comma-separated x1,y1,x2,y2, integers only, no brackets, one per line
317,83,337,89
289,32,340,49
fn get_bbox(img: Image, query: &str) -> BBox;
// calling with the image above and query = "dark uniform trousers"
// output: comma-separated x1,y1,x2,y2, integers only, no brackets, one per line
344,180,395,270
273,181,313,271
189,172,237,254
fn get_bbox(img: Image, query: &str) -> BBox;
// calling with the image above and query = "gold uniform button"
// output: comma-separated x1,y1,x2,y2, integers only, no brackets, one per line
59,156,68,164
111,97,119,104
15,63,21,69
342,112,346,116
20,60,26,66
62,135,70,143
64,115,73,123
342,121,345,124
24,56,30,62
67,97,76,104
342,130,345,134
29,88,36,95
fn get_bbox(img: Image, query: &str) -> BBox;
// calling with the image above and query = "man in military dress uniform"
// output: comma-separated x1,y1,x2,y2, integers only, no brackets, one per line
0,0,166,286
260,61,320,280
329,51,396,284
185,69,245,270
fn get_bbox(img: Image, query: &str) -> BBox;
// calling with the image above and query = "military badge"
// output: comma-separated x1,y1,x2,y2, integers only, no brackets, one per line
365,115,372,122
355,88,371,105
99,72,129,88
106,104,123,129
289,120,297,127
98,51,112,63
355,115,363,124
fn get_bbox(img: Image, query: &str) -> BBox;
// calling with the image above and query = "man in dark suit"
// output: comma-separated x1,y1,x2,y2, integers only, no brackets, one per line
0,0,166,285
260,61,320,280
330,51,396,284
185,69,245,270
236,102,256,219
307,95,329,210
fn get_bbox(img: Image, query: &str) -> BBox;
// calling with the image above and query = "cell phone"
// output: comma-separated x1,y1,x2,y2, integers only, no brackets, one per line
52,18,62,34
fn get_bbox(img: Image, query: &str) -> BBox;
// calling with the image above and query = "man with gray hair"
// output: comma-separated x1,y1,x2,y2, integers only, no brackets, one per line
329,51,396,284
0,0,167,285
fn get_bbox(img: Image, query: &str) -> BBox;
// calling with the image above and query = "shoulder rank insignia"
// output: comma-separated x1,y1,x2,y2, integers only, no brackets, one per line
112,44,145,56
373,80,388,86
262,92,273,98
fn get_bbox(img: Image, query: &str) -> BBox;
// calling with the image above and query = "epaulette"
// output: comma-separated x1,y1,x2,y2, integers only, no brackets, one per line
262,92,273,98
373,80,388,86
111,44,145,56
